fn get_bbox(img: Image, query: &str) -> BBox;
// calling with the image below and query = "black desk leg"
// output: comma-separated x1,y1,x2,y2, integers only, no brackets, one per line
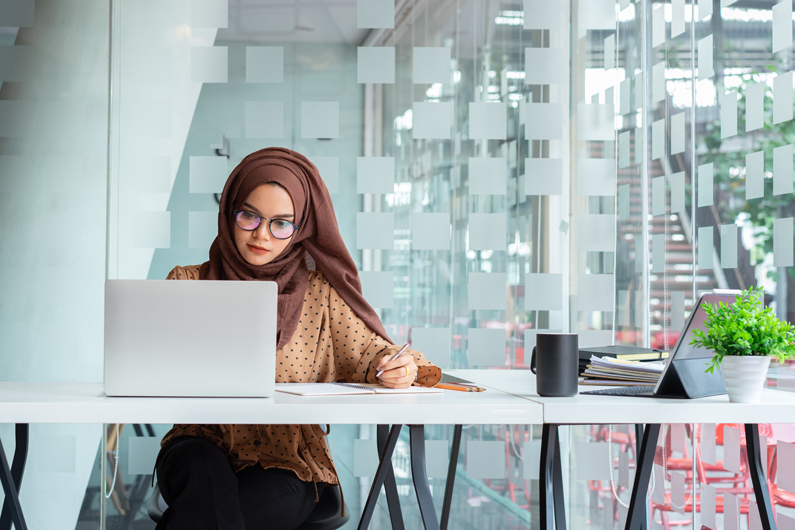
624,424,660,530
0,424,29,530
539,424,565,530
359,425,403,530
377,425,405,530
552,427,566,530
440,424,462,530
633,425,647,530
745,424,777,530
409,425,440,530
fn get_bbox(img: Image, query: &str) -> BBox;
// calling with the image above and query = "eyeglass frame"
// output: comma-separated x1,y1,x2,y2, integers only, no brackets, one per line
232,209,300,240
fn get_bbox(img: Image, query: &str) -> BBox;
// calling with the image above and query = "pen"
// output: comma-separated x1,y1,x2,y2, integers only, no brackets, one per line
376,343,409,378
435,383,486,392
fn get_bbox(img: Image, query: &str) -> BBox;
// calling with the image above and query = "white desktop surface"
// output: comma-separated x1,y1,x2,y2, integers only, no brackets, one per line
0,381,543,425
448,369,795,425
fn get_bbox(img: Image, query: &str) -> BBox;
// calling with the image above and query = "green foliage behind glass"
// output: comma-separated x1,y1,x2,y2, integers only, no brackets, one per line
690,287,795,372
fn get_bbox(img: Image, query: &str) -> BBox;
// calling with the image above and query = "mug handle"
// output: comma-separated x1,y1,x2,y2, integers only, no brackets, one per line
530,346,537,374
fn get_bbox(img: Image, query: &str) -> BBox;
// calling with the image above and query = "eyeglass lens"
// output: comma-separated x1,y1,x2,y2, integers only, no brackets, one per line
235,211,295,239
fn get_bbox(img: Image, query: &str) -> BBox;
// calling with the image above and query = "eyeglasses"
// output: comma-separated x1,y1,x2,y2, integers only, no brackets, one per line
233,210,299,240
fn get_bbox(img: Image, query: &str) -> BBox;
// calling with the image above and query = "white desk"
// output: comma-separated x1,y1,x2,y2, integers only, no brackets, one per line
0,379,542,530
0,382,541,425
448,369,785,530
448,369,795,424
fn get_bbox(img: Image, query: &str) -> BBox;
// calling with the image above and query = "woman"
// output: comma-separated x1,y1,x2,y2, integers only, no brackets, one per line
155,147,441,530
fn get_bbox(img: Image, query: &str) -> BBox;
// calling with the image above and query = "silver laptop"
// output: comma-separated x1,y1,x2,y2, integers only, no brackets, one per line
104,279,277,397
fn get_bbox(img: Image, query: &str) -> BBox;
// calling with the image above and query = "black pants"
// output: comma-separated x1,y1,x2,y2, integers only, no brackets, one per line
155,436,324,530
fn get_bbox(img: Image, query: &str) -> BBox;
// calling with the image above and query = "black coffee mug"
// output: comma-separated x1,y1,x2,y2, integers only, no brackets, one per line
530,333,579,397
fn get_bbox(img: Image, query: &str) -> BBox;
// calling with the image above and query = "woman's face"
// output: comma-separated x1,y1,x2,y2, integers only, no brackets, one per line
233,183,296,266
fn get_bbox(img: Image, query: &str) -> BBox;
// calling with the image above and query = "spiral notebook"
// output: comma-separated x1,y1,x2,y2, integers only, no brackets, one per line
275,383,444,396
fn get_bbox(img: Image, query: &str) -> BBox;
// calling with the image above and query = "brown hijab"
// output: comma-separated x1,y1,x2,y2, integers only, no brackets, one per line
200,147,392,350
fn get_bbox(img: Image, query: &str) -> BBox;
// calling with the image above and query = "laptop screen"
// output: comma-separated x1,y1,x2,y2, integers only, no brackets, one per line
671,293,737,360
652,292,739,394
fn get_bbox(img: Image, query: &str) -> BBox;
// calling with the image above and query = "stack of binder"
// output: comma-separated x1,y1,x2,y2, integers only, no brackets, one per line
580,355,666,386
578,345,667,375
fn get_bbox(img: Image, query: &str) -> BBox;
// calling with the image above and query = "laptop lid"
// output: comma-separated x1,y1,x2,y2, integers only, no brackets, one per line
652,291,736,399
104,279,277,397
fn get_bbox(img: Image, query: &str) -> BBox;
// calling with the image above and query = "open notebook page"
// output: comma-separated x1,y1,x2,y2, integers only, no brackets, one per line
275,383,443,396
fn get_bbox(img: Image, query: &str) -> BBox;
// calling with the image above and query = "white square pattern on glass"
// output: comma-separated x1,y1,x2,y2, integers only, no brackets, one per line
353,439,378,477
619,131,630,168
721,91,738,139
575,442,610,480
414,47,451,84
577,103,613,141
360,271,393,308
411,327,451,367
774,144,794,196
469,213,506,251
775,218,794,267
773,1,793,54
523,0,560,30
698,226,713,270
774,72,794,125
721,224,738,269
522,441,541,479
190,47,228,83
576,214,614,253
128,437,164,475
357,46,395,84
469,103,506,140
357,156,394,194
309,156,339,194
37,434,76,473
577,274,613,312
525,273,562,311
652,176,665,216
466,441,506,479
698,35,713,80
467,328,505,367
469,157,506,195
246,47,284,83
123,100,171,138
413,102,453,139
191,0,228,28
411,213,450,250
357,0,394,29
301,102,339,139
122,155,171,193
468,272,507,310
577,159,614,197
190,156,227,194
746,150,764,200
698,163,714,207
524,158,562,196
746,82,765,132
525,48,564,85
653,233,665,273
189,211,217,250
246,101,283,139
526,104,562,139
357,212,394,249
425,441,449,479
132,212,171,249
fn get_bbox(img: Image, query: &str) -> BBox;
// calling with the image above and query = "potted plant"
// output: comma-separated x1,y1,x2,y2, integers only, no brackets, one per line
689,287,795,403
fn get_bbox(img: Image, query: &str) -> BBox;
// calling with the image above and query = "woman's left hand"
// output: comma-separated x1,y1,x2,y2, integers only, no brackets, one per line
376,354,418,389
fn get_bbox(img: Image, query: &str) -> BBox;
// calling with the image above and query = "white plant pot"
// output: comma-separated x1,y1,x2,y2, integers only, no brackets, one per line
720,355,771,403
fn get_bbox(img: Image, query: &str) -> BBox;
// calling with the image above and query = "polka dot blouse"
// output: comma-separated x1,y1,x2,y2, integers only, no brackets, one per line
160,264,442,485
